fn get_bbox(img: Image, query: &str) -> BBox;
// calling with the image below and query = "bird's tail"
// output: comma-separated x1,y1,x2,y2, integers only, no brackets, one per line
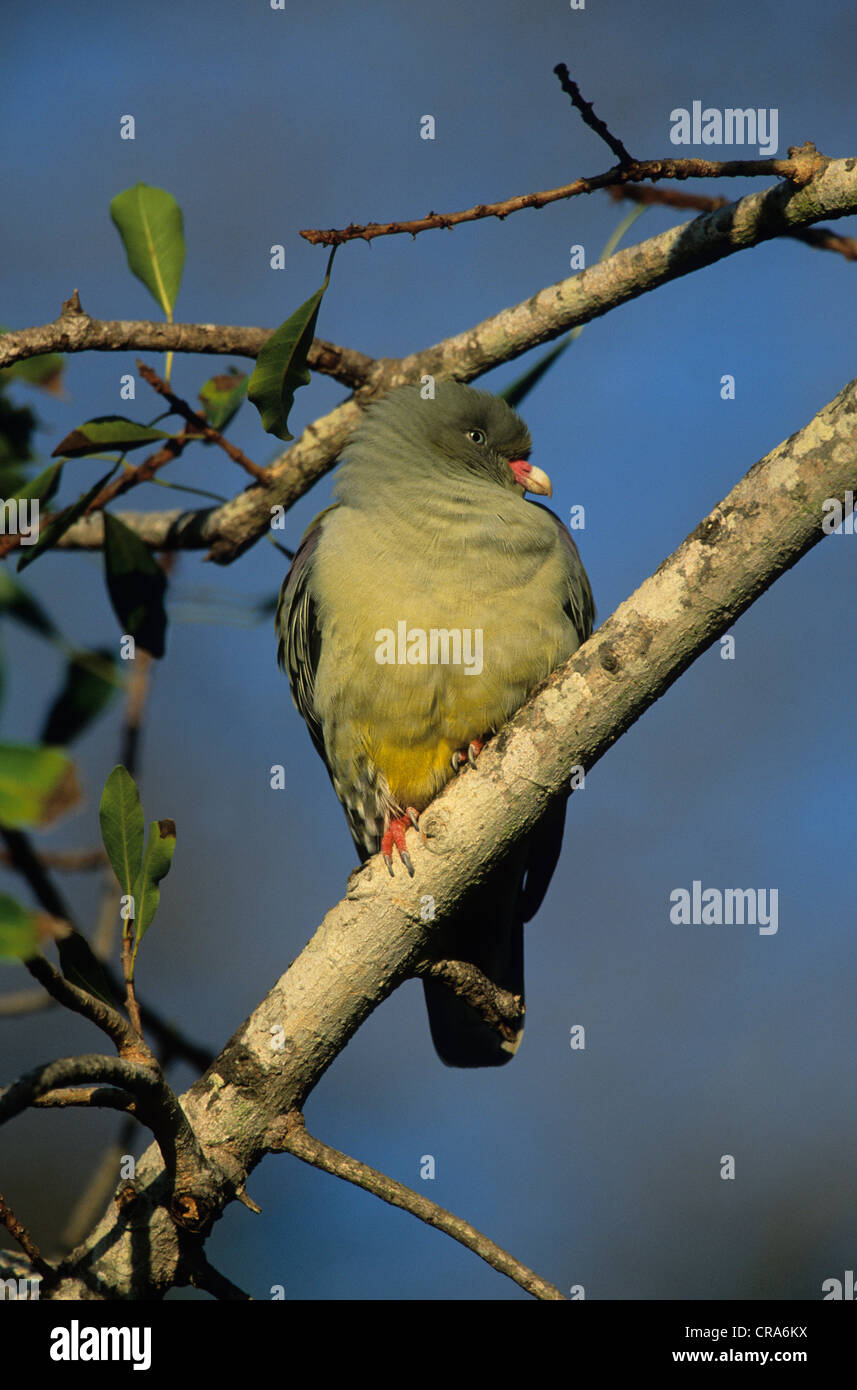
422,862,526,1067
422,797,568,1067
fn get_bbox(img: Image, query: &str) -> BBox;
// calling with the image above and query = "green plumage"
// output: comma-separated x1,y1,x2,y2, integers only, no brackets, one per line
277,381,594,1065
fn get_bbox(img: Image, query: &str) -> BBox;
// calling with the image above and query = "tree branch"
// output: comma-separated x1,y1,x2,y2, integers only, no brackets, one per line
41,373,857,1298
43,157,857,566
298,142,830,245
0,1189,53,1279
269,1112,565,1300
0,290,376,387
0,1055,224,1238
553,64,635,165
608,183,857,260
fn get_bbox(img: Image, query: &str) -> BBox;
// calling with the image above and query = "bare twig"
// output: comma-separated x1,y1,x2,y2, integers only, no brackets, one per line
0,1189,54,1278
24,952,152,1065
553,64,634,165
269,1112,565,1300
299,142,830,246
415,958,523,1044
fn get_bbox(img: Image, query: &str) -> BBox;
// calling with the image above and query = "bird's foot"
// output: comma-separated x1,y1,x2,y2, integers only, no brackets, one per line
381,807,420,877
450,737,484,773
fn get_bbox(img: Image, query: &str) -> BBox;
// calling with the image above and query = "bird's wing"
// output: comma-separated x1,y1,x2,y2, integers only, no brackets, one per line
514,504,594,921
275,505,338,765
536,501,596,642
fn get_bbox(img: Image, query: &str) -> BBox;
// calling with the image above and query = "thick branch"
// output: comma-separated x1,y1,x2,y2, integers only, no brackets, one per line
47,158,857,565
47,374,857,1298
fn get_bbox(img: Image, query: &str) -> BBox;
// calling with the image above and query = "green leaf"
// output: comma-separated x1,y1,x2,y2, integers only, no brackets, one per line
12,461,63,506
102,512,168,658
0,894,39,960
52,416,172,459
110,184,186,319
199,369,248,431
0,571,57,638
17,463,119,572
132,818,176,944
98,765,144,899
41,649,119,746
0,743,79,829
248,249,335,441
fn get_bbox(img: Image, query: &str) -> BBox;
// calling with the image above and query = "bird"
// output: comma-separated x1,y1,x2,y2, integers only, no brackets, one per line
276,379,594,1066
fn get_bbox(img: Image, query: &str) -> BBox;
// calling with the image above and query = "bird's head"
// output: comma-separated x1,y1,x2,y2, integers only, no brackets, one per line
336,380,553,504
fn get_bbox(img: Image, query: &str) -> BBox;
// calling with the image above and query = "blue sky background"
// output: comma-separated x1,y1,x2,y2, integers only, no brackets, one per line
2,0,856,1301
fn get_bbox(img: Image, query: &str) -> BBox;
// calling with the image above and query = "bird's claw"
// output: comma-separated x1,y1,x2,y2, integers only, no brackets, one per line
451,738,484,773
381,808,420,877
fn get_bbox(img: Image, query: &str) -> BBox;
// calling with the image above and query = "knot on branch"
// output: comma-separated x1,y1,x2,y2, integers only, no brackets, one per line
60,289,86,318
786,141,830,188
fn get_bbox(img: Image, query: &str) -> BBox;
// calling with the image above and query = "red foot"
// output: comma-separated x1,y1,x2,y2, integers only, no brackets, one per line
381,809,419,877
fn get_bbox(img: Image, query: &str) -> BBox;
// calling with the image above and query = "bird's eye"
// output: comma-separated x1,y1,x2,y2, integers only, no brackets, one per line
466,428,487,446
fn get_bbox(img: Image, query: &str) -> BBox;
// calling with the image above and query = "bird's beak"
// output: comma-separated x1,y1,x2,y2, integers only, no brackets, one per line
509,459,553,498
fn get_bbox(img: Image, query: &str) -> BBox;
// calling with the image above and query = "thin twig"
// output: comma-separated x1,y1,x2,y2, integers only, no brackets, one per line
553,64,634,165
137,360,269,483
269,1113,565,1300
121,933,144,1037
0,1189,54,1278
24,952,152,1064
299,142,830,246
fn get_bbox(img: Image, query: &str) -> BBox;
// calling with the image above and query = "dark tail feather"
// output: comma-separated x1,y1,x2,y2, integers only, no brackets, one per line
422,798,568,1067
422,890,525,1067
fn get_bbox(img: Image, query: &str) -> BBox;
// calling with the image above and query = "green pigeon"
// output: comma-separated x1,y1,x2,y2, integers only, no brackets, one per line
277,380,594,1066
